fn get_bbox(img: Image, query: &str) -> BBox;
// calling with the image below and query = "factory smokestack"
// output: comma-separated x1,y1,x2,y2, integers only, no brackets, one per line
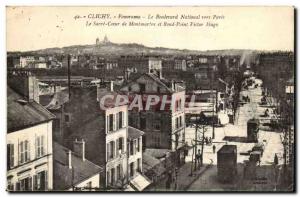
67,54,71,99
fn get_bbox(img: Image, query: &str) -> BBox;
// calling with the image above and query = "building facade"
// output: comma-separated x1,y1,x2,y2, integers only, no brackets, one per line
120,73,186,166
7,87,55,191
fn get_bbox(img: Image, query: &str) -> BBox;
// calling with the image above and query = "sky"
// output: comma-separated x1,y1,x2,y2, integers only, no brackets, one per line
6,6,294,52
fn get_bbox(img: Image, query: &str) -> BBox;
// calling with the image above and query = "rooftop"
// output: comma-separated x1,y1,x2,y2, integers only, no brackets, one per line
122,73,185,93
217,145,237,154
128,126,144,140
53,142,103,191
7,87,55,133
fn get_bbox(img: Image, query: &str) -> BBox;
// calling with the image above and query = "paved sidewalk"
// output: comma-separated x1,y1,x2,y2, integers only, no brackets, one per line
146,161,211,191
175,162,211,191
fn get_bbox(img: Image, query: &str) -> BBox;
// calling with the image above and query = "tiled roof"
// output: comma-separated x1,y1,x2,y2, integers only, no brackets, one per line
128,126,144,140
142,153,166,176
144,148,171,159
217,145,237,154
7,87,55,133
45,89,69,110
53,142,103,191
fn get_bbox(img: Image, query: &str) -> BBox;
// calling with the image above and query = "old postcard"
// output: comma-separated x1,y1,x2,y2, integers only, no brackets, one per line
6,6,295,192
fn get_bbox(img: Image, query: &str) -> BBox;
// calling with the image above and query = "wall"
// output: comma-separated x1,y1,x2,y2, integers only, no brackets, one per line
105,105,128,187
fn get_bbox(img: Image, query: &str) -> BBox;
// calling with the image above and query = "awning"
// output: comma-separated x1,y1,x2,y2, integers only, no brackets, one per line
129,173,152,191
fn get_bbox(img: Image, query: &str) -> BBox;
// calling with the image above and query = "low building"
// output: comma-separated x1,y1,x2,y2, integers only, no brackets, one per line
53,142,103,191
20,56,35,68
174,59,187,71
7,87,55,191
119,56,163,79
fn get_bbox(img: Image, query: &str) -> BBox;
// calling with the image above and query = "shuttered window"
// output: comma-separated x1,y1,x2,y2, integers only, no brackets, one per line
7,144,14,169
107,143,110,161
109,114,113,131
33,171,47,191
36,136,45,158
119,111,123,129
19,140,30,164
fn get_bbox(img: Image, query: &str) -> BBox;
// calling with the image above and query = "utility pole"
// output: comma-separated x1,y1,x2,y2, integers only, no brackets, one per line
194,115,198,171
200,125,205,167
210,65,216,139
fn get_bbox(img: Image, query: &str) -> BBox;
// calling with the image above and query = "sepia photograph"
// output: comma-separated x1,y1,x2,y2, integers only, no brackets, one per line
6,6,295,192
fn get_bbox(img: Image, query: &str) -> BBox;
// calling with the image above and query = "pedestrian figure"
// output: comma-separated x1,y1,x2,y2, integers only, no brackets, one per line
209,137,212,145
274,153,278,165
205,137,209,145
213,145,216,154
196,149,202,168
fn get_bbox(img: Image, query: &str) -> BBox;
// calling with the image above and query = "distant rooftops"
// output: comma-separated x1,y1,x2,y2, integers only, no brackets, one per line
7,87,55,133
122,73,185,93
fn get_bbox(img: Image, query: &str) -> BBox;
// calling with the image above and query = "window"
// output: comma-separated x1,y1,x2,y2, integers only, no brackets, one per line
199,57,208,63
176,117,179,129
64,114,70,122
134,140,138,153
17,177,32,191
140,84,146,92
130,162,134,177
7,144,14,169
109,141,115,159
107,171,111,185
118,111,123,129
137,138,140,152
116,113,119,130
118,137,124,153
36,136,45,158
140,117,146,130
154,118,160,130
137,158,141,172
34,171,47,191
130,141,134,155
19,140,30,164
111,168,115,185
179,116,182,128
109,114,113,131
175,134,179,149
7,178,14,191
106,143,110,161
117,164,121,181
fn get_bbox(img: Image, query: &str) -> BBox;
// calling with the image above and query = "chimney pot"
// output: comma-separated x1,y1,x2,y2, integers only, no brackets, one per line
67,150,72,169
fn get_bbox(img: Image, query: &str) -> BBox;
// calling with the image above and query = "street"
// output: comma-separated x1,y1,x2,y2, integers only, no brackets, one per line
184,77,285,191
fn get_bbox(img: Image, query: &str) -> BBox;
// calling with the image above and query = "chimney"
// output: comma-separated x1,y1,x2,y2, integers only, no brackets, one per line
171,80,175,91
66,150,72,169
67,54,71,99
7,71,39,103
73,139,85,161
